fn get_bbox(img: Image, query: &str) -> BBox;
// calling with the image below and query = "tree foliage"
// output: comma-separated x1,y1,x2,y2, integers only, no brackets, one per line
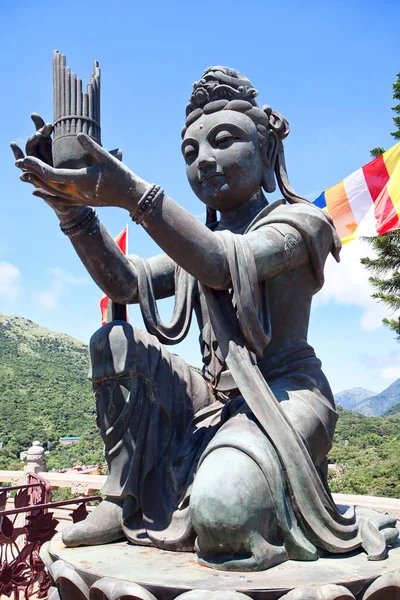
328,406,400,498
362,73,400,341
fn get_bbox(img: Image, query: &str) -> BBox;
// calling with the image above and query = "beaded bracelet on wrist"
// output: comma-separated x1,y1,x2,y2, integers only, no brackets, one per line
131,184,164,225
60,208,98,237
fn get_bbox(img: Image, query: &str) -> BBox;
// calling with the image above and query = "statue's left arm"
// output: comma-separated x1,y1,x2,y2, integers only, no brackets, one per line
136,195,309,287
15,134,310,289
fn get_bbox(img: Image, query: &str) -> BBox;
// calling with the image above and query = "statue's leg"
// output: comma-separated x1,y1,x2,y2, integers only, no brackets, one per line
62,322,136,547
63,320,214,548
189,400,321,571
190,444,288,571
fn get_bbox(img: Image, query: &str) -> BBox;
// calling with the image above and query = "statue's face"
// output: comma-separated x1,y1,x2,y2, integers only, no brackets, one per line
182,110,264,212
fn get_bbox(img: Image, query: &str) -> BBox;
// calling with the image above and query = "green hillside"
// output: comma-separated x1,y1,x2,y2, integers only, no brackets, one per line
0,314,103,469
1,313,399,499
328,405,400,498
384,402,400,418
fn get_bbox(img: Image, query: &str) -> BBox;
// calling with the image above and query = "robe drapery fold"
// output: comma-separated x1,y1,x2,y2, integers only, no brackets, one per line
94,201,395,560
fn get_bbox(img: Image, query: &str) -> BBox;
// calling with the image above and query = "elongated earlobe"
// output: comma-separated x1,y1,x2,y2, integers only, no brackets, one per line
261,131,277,193
262,169,276,193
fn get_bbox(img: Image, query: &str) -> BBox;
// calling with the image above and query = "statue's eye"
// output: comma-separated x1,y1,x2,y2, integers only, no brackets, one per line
184,146,197,164
215,131,234,147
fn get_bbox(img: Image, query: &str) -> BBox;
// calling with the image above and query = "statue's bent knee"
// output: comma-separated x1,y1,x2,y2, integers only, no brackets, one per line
190,447,287,571
89,320,137,381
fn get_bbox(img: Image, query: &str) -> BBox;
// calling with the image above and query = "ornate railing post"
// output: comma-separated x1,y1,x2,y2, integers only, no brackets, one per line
24,440,47,475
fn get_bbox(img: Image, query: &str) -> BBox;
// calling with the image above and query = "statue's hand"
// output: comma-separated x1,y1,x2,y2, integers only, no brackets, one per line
11,114,81,219
24,113,54,165
14,133,148,212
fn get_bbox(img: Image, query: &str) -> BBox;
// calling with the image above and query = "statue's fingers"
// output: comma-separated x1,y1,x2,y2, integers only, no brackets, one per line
25,132,43,157
10,142,24,161
20,172,46,187
77,133,110,163
37,137,54,167
39,123,54,138
20,172,78,203
16,156,86,184
31,113,45,131
32,188,73,206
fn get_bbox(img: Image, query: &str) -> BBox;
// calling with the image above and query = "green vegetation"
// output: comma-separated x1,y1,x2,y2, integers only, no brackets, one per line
328,405,400,498
384,401,400,417
0,314,103,470
0,313,399,500
361,233,400,342
362,72,400,341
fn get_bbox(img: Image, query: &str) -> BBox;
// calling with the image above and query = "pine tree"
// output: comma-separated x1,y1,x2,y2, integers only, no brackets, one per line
361,73,400,341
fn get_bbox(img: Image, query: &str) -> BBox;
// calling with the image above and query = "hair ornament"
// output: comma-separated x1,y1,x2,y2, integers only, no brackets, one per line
184,66,309,208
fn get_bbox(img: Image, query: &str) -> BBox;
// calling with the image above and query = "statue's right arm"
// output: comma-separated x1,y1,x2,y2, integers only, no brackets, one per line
66,212,175,304
10,117,175,305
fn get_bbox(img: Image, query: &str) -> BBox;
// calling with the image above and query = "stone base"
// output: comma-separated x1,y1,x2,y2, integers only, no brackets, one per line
44,532,400,600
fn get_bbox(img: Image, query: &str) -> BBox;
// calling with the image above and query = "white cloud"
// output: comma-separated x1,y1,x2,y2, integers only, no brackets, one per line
381,366,400,380
313,239,387,331
48,267,87,285
34,267,87,310
360,350,400,369
359,350,400,383
0,261,21,301
35,290,58,310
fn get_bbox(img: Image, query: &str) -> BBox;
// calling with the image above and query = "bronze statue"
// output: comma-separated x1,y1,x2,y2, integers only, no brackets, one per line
12,62,398,572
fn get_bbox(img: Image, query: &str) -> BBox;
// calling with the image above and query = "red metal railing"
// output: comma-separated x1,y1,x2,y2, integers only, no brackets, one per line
0,473,101,599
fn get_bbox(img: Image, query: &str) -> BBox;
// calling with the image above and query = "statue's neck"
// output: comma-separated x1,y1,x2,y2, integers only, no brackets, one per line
217,189,268,234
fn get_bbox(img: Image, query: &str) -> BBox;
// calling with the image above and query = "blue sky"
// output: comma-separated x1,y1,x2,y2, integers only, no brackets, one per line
1,0,399,393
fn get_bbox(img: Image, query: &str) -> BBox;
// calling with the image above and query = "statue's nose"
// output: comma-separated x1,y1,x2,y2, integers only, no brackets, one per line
198,154,217,172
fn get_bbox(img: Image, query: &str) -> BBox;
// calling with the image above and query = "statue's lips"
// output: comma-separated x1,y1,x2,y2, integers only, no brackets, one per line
200,172,225,186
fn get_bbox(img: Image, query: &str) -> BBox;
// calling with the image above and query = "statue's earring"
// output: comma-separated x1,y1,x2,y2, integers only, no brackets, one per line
261,131,277,193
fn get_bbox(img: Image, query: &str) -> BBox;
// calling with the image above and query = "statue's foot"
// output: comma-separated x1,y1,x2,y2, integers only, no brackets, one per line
196,531,288,572
62,498,124,547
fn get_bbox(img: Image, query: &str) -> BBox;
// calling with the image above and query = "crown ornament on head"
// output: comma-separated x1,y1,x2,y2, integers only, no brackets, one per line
183,66,290,143
186,66,258,117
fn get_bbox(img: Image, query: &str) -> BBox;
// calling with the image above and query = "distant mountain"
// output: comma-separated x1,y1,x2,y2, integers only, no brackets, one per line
353,379,400,417
384,402,400,417
334,387,377,411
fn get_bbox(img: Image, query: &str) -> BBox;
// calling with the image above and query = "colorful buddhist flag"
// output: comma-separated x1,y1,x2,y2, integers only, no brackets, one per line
100,226,128,325
313,142,400,244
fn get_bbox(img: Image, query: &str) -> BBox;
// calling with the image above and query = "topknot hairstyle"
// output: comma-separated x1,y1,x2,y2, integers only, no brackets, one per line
182,66,309,223
182,66,289,142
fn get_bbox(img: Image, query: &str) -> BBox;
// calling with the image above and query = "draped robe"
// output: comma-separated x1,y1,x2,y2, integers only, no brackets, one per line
89,200,397,560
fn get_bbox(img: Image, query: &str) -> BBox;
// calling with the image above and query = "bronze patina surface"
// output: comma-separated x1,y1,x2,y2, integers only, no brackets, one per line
12,58,399,578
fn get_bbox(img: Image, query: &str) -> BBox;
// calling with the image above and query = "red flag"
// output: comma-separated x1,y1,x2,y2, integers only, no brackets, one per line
100,226,128,325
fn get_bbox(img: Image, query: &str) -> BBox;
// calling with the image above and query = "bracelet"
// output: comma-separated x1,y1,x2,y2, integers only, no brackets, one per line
60,208,98,237
130,185,164,225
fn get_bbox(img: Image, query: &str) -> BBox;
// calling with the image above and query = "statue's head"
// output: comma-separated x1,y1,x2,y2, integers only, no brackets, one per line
181,67,307,221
